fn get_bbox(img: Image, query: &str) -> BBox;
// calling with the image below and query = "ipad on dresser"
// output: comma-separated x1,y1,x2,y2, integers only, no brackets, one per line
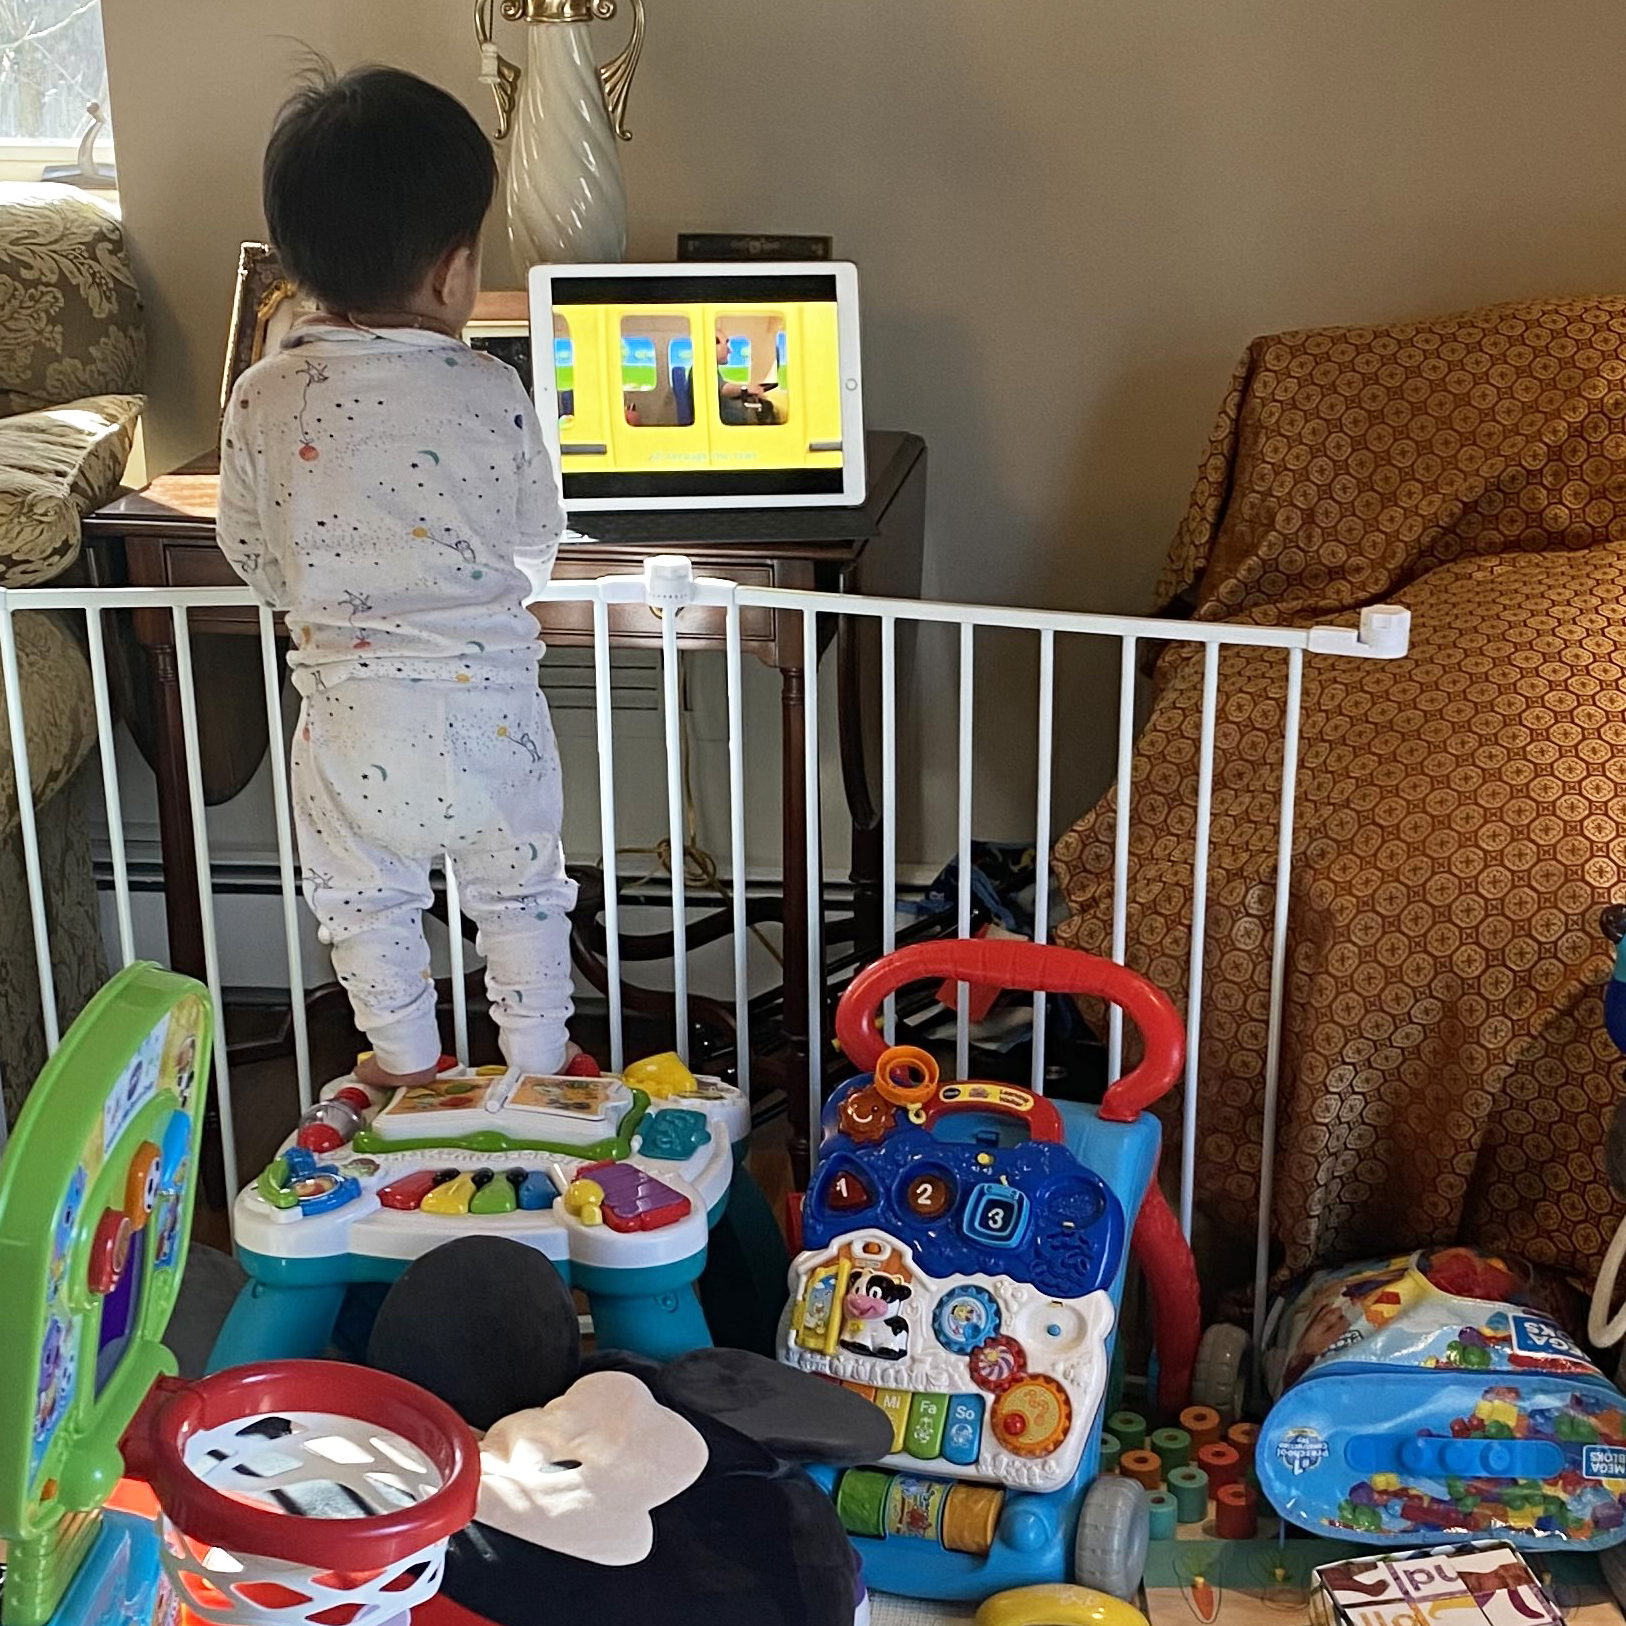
528,260,865,512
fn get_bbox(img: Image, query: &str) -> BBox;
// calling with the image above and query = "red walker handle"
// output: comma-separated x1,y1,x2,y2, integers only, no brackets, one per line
836,940,1185,1123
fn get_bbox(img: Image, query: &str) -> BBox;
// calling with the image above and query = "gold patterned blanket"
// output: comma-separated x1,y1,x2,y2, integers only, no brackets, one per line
1053,299,1626,1286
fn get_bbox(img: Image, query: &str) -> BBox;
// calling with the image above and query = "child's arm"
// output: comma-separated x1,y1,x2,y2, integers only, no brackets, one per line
217,397,288,609
510,381,566,598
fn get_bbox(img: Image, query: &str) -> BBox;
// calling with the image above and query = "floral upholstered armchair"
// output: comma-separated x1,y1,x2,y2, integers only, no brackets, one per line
0,184,146,1120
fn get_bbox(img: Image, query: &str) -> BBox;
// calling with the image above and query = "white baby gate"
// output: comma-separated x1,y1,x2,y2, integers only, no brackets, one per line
0,557,1408,1349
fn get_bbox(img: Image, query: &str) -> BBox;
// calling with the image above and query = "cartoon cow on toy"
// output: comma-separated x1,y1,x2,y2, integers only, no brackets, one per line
839,1270,912,1361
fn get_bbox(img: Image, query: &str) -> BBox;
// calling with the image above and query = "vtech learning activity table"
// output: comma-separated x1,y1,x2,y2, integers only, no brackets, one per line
212,1058,750,1370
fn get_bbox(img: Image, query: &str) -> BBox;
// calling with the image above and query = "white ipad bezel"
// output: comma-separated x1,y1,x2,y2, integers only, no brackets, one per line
527,260,865,512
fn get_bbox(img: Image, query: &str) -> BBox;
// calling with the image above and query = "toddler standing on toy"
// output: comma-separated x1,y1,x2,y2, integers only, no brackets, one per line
218,66,576,1086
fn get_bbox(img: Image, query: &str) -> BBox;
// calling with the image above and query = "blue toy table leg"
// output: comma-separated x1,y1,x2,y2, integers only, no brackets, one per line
207,1279,348,1372
699,1156,791,1356
577,1259,713,1361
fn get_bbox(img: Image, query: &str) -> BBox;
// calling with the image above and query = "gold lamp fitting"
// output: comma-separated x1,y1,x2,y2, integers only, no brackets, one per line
502,0,618,19
476,0,644,142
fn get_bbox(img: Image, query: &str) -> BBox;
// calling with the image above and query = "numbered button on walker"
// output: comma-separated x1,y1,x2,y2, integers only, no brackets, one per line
905,1169,955,1221
827,1169,873,1213
963,1183,1032,1250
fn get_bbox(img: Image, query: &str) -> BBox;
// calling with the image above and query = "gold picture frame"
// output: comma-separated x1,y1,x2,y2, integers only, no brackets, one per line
219,244,314,415
221,249,533,413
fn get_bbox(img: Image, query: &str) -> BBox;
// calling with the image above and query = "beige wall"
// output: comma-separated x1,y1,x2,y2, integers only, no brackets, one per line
103,0,1626,860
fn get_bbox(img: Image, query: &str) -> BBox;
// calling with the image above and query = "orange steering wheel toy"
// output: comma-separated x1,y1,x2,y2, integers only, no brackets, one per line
778,940,1200,1605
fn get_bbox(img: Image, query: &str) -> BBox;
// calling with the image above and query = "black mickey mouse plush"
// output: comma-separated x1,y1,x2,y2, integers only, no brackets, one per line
368,1235,891,1626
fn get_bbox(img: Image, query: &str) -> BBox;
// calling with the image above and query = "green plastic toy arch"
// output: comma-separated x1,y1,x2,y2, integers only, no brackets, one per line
0,963,211,1626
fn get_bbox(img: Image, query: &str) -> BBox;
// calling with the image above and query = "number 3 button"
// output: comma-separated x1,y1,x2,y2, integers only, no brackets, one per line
963,1183,1032,1250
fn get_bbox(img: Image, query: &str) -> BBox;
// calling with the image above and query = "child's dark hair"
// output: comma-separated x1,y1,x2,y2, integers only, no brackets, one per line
264,64,496,313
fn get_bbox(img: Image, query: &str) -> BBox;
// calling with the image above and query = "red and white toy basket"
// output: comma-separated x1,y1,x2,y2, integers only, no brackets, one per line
145,1361,478,1626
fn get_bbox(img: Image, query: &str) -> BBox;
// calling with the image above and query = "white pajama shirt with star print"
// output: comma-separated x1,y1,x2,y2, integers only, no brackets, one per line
218,323,576,1075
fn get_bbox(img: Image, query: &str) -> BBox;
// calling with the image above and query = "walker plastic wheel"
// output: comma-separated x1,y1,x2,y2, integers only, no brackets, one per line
147,1359,478,1625
1191,1323,1251,1425
1073,1474,1149,1602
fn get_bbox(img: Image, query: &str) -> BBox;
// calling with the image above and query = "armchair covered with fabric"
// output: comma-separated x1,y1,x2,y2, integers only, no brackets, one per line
1053,298,1626,1294
0,183,145,1120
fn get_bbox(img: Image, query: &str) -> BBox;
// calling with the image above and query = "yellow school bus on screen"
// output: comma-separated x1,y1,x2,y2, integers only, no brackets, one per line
553,301,843,475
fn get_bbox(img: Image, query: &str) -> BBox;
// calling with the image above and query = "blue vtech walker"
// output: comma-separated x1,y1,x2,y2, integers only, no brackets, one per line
781,941,1203,1604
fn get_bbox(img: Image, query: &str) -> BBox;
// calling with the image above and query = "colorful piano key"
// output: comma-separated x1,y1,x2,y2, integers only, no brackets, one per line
517,1170,556,1210
421,1171,477,1215
906,1392,949,1460
875,1388,912,1454
377,1170,439,1211
471,1168,518,1214
942,1395,985,1466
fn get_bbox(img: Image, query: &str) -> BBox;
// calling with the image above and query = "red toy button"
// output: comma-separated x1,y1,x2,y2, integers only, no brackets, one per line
88,1209,132,1295
379,1170,440,1211
828,1170,872,1212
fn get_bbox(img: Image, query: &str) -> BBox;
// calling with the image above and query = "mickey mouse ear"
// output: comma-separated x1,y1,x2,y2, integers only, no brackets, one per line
367,1236,581,1430
654,1347,896,1465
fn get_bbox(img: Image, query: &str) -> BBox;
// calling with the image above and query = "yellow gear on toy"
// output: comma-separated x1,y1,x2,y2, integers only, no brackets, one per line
622,1051,697,1098
974,1584,1149,1626
563,1177,605,1226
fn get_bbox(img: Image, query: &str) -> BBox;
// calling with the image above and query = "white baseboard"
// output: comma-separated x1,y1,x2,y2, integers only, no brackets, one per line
96,863,930,1001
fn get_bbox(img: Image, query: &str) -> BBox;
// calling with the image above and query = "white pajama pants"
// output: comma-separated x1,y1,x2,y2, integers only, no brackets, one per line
291,679,577,1075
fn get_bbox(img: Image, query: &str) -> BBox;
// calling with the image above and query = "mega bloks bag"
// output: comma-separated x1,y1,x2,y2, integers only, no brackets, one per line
1257,1247,1626,1551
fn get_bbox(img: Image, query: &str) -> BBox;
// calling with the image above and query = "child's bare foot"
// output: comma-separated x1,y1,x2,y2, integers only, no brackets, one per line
354,1052,441,1089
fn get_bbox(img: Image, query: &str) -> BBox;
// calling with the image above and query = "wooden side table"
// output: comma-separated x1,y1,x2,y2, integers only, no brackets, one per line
84,431,927,1187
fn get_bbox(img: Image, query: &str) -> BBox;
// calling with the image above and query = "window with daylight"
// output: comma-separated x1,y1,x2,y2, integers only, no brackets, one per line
0,0,113,145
